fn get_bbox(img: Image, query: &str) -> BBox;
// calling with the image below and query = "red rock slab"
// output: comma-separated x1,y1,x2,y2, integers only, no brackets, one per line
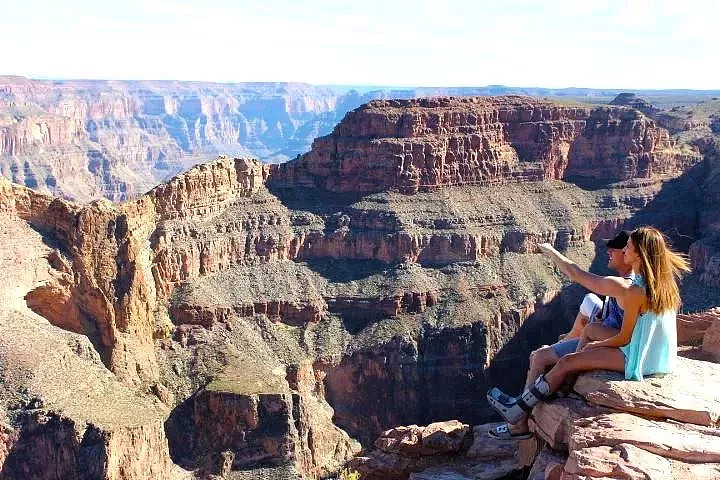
561,442,720,480
465,423,518,460
375,420,470,456
573,357,720,426
677,310,718,344
569,413,720,463
517,436,542,468
563,443,671,479
670,460,720,479
703,317,720,360
529,397,611,450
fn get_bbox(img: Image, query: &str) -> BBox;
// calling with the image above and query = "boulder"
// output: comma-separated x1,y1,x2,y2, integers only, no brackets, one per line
573,357,720,426
529,397,610,449
569,413,720,463
376,420,470,456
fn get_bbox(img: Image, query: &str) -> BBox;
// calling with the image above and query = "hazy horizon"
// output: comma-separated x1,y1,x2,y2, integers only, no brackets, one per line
4,0,719,90
3,75,720,95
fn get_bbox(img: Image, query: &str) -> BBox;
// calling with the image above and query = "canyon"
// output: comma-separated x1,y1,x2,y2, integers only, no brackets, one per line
0,94,719,479
3,75,718,204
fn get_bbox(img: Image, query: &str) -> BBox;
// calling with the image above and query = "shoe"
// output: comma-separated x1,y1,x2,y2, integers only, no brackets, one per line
487,423,534,441
486,387,528,424
486,375,552,424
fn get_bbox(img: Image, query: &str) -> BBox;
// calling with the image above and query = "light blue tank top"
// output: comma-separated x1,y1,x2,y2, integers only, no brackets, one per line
619,276,677,381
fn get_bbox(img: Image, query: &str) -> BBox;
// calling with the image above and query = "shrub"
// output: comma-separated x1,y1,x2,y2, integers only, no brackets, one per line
339,468,361,480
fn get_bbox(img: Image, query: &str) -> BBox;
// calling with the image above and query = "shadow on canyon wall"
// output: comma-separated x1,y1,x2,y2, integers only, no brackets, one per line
486,158,706,405
324,160,710,444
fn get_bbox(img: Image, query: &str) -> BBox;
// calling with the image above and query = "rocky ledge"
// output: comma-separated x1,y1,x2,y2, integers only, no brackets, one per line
350,311,720,480
351,353,720,480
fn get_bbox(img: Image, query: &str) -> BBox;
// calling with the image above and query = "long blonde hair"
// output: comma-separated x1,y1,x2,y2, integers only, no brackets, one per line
630,227,691,313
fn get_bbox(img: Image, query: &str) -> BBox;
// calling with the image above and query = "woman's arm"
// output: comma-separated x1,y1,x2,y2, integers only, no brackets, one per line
537,243,629,298
584,288,644,349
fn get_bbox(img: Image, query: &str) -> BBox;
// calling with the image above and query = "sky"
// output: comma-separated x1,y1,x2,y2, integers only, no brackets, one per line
3,0,719,89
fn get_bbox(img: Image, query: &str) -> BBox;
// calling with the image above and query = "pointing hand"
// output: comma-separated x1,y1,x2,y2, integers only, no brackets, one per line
537,243,555,256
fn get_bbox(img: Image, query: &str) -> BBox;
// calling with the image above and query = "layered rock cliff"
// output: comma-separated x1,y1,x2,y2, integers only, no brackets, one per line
0,95,718,479
270,96,693,194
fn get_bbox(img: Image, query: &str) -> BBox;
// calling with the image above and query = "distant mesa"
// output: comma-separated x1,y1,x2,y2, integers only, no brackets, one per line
270,95,689,194
609,92,658,116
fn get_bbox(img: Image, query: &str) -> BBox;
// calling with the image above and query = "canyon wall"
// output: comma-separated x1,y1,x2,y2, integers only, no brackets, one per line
270,96,693,194
0,95,717,479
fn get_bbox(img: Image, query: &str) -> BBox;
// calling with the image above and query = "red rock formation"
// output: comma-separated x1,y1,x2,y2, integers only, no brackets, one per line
353,356,720,480
0,76,345,201
168,363,358,478
0,178,159,384
270,96,688,194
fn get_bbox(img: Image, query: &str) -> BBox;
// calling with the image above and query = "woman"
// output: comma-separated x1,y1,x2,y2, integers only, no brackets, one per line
487,226,690,439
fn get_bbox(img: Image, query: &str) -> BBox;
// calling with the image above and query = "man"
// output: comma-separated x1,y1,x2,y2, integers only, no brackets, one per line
488,231,633,440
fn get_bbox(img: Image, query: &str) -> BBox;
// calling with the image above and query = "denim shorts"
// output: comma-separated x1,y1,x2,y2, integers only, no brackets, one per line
551,338,580,358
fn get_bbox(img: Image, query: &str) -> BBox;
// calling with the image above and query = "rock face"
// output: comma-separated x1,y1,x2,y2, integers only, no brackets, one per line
270,96,689,194
164,362,358,478
0,213,175,480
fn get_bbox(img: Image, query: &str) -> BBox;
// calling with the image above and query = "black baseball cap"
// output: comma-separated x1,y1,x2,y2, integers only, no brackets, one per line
604,230,630,249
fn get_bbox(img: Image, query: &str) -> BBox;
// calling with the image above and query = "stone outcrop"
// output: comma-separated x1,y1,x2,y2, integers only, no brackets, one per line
373,420,469,456
0,178,159,385
573,357,720,426
609,92,658,117
348,421,517,480
164,361,358,478
0,213,175,479
270,96,691,194
354,356,720,480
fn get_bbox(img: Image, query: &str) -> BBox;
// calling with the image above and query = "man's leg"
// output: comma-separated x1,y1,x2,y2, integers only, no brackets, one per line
510,340,575,434
490,348,624,429
508,343,563,433
525,346,559,389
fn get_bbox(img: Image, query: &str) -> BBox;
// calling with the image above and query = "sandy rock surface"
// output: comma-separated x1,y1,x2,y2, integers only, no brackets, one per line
573,356,720,426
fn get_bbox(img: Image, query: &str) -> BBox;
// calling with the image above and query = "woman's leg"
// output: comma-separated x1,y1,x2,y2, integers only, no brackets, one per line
545,347,625,392
577,324,620,350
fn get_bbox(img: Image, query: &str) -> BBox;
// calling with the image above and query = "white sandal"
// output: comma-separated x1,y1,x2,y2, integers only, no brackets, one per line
487,423,533,441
